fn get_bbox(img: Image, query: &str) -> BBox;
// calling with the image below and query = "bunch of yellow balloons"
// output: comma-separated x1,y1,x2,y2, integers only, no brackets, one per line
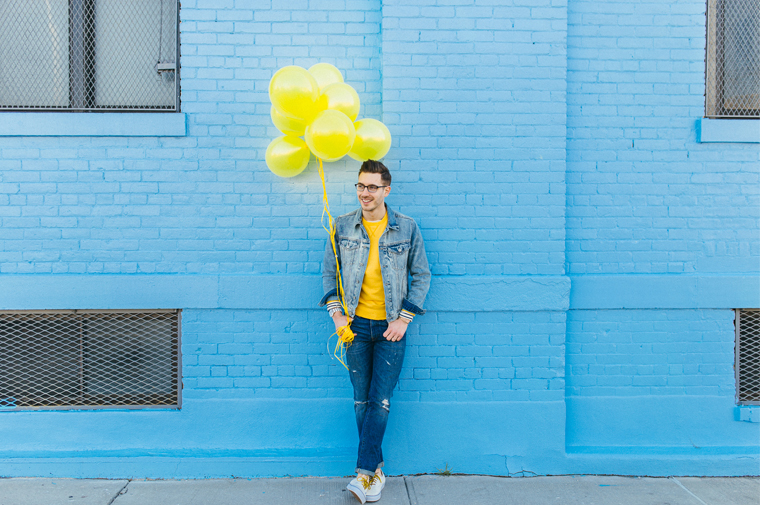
265,63,392,178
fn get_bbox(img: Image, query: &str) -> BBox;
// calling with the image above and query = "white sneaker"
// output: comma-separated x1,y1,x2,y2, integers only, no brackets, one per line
347,474,372,504
365,470,385,502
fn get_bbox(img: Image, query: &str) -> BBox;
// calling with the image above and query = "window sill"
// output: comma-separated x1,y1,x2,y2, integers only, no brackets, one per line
697,118,760,143
0,112,186,137
736,405,760,423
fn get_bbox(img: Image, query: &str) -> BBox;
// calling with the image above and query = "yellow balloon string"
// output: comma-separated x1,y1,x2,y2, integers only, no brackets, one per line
318,158,355,369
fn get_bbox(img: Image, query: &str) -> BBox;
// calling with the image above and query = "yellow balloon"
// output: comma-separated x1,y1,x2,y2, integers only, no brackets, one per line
308,63,344,92
269,66,322,122
270,106,307,136
265,136,311,178
321,82,361,121
305,109,356,162
348,119,392,161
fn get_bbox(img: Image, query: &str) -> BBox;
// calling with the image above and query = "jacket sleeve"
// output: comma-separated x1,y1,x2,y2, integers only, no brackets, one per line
319,227,342,310
402,221,431,316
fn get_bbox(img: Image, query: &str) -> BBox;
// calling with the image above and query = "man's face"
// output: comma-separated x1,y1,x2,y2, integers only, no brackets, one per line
357,172,390,215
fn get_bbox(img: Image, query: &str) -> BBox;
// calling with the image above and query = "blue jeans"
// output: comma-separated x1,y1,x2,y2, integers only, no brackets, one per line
346,316,406,476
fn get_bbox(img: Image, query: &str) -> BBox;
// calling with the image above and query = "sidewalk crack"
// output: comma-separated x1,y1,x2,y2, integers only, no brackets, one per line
107,480,131,505
403,475,417,505
670,477,708,505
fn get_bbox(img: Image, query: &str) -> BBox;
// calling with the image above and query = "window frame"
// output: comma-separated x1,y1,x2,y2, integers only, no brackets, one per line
0,309,183,412
705,0,760,119
0,0,181,113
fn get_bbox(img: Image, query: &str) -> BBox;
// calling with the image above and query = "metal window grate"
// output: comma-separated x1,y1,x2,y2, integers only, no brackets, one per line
0,310,181,410
736,309,760,405
706,0,760,118
0,0,179,112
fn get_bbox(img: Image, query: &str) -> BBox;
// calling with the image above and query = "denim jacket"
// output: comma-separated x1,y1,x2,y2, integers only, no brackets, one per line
319,205,431,322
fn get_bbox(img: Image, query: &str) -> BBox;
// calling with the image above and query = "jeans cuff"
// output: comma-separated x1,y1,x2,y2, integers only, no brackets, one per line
356,462,383,476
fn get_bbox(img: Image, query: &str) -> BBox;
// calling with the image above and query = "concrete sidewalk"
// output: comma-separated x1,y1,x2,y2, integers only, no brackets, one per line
0,475,757,505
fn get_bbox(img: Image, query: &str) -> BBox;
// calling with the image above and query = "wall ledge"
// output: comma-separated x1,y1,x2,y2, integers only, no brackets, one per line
697,118,760,143
570,274,760,309
0,112,186,137
0,274,570,312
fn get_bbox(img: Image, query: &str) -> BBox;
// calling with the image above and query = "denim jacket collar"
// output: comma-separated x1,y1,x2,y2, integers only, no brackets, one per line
350,204,399,230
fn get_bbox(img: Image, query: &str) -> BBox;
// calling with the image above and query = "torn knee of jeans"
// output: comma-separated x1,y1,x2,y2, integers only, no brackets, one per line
378,399,390,412
354,400,368,406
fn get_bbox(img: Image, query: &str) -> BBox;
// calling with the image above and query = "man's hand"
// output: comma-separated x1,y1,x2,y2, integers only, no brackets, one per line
383,318,409,342
332,312,349,331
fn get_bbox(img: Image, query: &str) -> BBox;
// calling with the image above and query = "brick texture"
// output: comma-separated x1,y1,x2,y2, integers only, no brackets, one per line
566,309,735,397
182,309,566,401
566,0,760,275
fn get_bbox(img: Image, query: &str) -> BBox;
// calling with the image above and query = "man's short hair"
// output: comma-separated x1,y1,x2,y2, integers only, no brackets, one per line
359,160,391,186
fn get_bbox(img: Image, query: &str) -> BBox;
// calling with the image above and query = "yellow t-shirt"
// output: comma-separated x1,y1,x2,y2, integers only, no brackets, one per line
355,213,388,320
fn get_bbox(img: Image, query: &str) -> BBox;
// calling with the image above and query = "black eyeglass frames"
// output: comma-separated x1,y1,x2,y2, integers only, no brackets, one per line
355,183,388,193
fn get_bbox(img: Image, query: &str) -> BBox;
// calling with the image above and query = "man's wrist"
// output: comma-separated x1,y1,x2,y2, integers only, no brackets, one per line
399,309,415,323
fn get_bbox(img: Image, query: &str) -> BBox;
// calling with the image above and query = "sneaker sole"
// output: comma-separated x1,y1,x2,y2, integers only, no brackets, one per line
346,483,366,504
366,492,381,503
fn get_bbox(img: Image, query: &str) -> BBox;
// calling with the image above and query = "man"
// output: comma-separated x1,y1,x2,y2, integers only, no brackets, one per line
319,160,431,503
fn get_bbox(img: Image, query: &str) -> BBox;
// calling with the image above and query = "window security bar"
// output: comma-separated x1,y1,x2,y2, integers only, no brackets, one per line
706,0,760,118
0,310,181,411
0,0,179,112
736,309,760,405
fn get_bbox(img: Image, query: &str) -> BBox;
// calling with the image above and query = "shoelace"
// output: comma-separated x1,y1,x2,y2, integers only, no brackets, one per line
360,475,377,491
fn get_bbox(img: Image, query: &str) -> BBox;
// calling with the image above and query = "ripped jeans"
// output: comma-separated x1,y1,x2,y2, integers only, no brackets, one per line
346,316,406,476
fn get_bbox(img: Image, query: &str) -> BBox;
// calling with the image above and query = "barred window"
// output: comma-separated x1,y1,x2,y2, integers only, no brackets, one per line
0,311,181,410
706,0,760,118
736,309,760,405
0,0,179,112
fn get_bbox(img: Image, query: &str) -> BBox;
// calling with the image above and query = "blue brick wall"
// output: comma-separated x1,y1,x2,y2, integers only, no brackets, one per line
182,309,565,402
563,0,758,466
566,0,760,275
567,309,735,397
0,0,758,478
382,0,567,276
0,0,383,275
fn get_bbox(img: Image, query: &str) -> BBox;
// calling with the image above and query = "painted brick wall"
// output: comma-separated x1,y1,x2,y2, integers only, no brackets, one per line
182,308,566,403
566,0,760,275
0,0,383,275
1,0,758,478
382,0,568,276
566,309,735,397
563,0,758,462
0,0,570,403
1,0,571,277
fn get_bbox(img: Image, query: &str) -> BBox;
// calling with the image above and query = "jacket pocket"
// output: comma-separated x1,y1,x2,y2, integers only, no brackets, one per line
339,238,360,252
386,241,410,272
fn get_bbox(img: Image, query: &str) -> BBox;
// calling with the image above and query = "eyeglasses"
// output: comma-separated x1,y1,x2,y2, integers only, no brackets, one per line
355,183,388,193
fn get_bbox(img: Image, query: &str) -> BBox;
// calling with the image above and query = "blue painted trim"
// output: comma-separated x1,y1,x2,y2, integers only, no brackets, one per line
570,275,760,309
697,118,760,143
0,399,567,478
424,275,570,311
2,274,756,311
0,112,187,137
0,275,219,310
0,398,755,478
0,275,571,312
565,396,759,451
564,453,759,477
738,406,760,423
565,446,759,455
